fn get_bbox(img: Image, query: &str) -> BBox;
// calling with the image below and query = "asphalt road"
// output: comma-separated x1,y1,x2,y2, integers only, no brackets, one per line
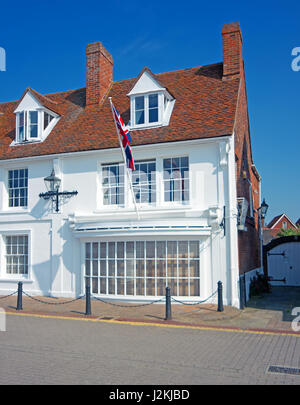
0,313,299,385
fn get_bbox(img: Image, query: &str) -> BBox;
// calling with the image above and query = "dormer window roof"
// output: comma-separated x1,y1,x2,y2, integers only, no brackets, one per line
13,88,60,145
127,68,175,130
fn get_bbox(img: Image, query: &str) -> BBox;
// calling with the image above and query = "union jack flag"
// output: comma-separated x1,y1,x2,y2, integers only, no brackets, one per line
110,100,135,171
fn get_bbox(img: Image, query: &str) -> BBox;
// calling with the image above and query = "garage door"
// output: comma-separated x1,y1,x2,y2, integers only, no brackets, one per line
267,241,300,286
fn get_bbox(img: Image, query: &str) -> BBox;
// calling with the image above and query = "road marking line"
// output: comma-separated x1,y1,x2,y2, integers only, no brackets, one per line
5,311,300,337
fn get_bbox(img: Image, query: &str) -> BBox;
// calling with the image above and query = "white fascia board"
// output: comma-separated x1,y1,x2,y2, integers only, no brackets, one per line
14,91,43,113
270,214,297,229
0,134,232,165
72,227,211,239
69,207,207,224
127,70,165,96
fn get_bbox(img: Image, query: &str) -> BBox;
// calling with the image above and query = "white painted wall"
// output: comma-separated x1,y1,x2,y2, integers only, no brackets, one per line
0,136,239,306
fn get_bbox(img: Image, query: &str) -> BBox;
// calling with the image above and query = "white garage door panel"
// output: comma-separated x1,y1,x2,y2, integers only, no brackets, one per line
267,242,300,286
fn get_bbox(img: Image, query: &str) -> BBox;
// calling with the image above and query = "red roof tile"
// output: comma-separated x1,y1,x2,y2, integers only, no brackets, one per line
0,63,240,160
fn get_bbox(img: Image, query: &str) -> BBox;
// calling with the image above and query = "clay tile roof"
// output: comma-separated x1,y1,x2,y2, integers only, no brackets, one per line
0,62,240,161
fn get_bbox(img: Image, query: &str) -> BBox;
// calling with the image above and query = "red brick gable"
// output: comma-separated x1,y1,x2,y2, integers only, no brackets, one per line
266,214,297,230
0,63,240,160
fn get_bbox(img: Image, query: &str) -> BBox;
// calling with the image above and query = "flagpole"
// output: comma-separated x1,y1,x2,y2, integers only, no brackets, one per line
109,97,140,220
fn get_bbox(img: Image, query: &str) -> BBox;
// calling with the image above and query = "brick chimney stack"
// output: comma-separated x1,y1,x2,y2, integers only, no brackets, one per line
86,42,113,106
222,22,243,80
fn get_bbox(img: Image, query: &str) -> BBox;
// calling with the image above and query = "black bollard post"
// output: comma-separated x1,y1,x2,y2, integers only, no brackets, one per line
239,276,245,310
16,281,23,311
165,286,172,320
85,284,91,316
217,281,224,312
243,274,247,308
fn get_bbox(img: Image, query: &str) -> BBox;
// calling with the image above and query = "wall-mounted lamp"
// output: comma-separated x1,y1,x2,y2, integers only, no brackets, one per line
39,169,78,212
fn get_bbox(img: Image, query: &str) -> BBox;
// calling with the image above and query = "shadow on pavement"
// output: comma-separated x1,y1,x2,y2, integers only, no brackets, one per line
246,286,300,322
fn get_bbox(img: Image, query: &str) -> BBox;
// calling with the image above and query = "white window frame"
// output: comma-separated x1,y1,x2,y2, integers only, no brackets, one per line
84,239,201,298
132,159,157,206
15,109,58,144
0,230,32,280
101,162,126,207
130,92,164,129
162,156,190,205
7,168,28,209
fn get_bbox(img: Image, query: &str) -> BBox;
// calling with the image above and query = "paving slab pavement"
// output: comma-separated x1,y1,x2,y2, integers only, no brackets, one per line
1,286,299,335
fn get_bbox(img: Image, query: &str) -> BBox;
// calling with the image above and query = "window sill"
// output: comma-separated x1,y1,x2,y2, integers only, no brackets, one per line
130,122,163,131
0,278,33,283
10,139,42,147
0,208,29,215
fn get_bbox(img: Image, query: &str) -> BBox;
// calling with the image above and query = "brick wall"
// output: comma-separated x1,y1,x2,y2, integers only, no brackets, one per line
86,42,113,107
222,22,243,80
222,22,261,273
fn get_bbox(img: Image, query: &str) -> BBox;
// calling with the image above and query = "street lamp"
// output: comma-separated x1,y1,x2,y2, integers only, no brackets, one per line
259,198,269,219
258,198,269,273
39,169,78,212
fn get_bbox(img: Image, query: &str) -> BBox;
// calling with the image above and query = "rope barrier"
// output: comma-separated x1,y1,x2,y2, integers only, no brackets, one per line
0,290,18,300
171,289,218,305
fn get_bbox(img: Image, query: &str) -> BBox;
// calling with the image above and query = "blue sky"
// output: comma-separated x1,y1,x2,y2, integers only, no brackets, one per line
0,0,299,224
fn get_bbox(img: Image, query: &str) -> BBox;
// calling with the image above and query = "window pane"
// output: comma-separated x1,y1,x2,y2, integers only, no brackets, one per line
84,239,200,298
117,278,124,295
149,94,158,108
136,241,144,259
8,169,28,208
30,125,38,138
189,241,199,258
149,108,158,123
178,260,188,278
178,241,188,259
126,260,134,278
167,241,177,258
167,260,177,278
146,241,155,258
190,261,200,278
163,157,189,203
126,278,134,295
133,160,156,204
5,235,29,276
156,241,166,259
136,260,145,278
126,242,134,259
135,110,144,125
136,278,144,296
190,279,200,296
146,260,155,278
157,261,165,278
30,111,38,124
146,278,155,296
135,96,144,110
102,164,124,206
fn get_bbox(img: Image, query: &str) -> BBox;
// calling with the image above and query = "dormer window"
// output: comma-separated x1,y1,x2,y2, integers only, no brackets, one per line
16,110,57,143
128,68,175,130
13,89,60,146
